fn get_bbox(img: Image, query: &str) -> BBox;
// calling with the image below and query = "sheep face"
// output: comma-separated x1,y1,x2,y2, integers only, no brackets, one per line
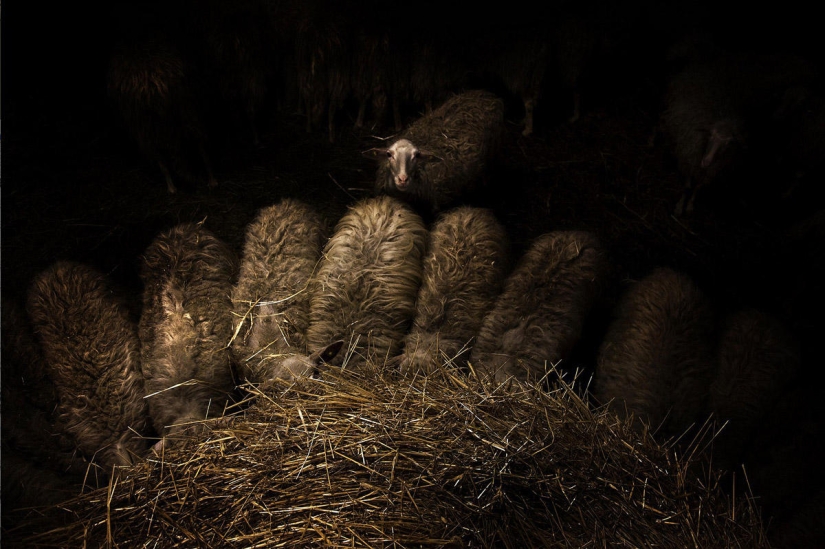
366,138,438,193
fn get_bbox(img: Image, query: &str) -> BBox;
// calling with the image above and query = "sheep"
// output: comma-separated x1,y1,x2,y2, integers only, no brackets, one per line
481,26,551,135
294,9,350,143
107,21,217,193
139,222,238,447
199,0,274,147
230,199,331,385
709,309,800,471
593,267,716,437
25,261,152,469
1,295,90,489
305,196,428,370
398,207,509,375
364,90,505,213
662,52,818,215
469,231,606,384
350,25,393,131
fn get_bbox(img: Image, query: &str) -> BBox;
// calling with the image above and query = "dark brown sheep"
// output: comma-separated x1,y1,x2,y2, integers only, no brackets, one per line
365,90,505,213
26,261,152,469
470,231,606,383
107,28,217,193
709,309,800,471
593,267,716,437
139,222,238,446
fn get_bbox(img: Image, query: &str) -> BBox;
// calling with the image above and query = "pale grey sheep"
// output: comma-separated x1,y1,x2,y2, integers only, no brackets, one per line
365,90,505,212
26,261,152,468
662,52,818,215
709,309,800,471
470,231,606,383
231,198,328,385
139,222,238,446
398,207,509,375
305,196,428,370
593,267,716,437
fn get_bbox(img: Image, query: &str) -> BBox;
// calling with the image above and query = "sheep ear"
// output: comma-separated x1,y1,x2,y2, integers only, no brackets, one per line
362,148,389,160
310,340,344,365
417,149,441,163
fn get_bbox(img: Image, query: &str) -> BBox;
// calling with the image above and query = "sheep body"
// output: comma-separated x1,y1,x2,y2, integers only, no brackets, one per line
231,199,326,384
594,267,716,436
26,261,151,468
709,309,800,470
305,196,427,369
470,231,606,383
107,28,216,193
139,222,238,441
370,90,505,212
399,207,509,374
662,53,818,214
2,295,90,487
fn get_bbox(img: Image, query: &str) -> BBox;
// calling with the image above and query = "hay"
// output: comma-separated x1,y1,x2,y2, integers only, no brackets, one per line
5,365,767,548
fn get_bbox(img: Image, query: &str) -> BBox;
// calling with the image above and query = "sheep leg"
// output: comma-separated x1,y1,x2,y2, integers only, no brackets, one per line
198,144,218,189
355,98,367,129
568,91,581,123
328,102,336,143
158,160,177,194
674,177,694,217
522,97,535,136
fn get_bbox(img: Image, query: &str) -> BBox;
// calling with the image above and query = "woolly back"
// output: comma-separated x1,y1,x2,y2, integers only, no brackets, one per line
306,196,427,368
231,199,326,383
594,267,716,437
26,261,150,467
401,206,509,373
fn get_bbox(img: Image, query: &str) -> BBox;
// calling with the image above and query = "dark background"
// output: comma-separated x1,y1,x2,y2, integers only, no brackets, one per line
2,0,824,541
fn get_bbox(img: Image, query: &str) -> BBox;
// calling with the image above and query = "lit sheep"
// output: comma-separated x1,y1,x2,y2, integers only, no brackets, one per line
139,222,238,447
470,231,606,383
26,261,152,468
305,196,428,370
398,206,509,375
231,199,328,384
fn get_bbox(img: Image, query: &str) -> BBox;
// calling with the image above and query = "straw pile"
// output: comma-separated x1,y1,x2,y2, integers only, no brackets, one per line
5,365,768,548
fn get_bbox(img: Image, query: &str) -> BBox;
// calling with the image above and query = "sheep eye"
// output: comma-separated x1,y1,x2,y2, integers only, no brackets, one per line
386,151,393,158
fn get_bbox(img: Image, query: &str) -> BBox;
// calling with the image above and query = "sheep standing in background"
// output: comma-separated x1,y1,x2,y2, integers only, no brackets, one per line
593,267,716,437
482,26,550,136
350,25,393,131
709,309,800,471
200,0,274,147
26,261,152,469
231,199,329,384
662,52,818,215
364,90,505,213
398,207,509,375
406,30,469,128
295,9,350,143
107,22,217,193
470,231,606,383
139,222,238,446
305,196,428,370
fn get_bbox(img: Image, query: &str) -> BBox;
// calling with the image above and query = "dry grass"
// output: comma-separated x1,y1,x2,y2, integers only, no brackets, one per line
5,363,767,548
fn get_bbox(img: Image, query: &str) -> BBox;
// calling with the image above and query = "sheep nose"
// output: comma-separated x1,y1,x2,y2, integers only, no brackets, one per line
398,174,407,183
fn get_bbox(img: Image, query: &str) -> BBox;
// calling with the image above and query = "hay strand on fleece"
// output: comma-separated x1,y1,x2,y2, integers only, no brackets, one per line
5,365,768,548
